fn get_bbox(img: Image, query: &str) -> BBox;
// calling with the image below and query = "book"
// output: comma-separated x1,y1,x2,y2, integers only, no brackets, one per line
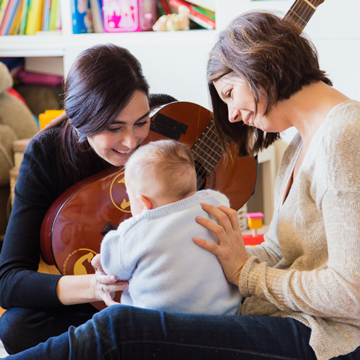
54,0,60,30
89,0,103,32
184,0,214,12
158,0,171,15
25,0,44,35
49,0,58,30
169,0,215,29
19,0,30,34
188,12,212,29
0,0,21,35
41,0,51,30
71,0,94,34
0,0,11,28
192,5,214,20
8,0,22,34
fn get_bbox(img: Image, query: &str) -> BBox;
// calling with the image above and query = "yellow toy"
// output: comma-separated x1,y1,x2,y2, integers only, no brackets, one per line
246,212,264,237
38,109,65,130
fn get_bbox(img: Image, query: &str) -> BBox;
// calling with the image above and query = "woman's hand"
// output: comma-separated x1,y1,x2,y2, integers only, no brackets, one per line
91,254,129,307
194,203,249,286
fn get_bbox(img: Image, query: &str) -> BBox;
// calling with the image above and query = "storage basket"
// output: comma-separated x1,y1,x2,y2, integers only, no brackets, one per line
237,203,248,232
9,167,18,207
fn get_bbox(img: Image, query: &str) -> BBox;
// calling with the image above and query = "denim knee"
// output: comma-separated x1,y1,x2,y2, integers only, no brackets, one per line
0,308,31,354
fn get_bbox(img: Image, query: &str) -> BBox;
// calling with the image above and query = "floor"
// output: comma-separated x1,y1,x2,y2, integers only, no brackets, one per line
0,341,8,356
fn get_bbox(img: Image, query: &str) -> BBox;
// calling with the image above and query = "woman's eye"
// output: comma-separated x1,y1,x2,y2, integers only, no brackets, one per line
136,120,149,127
225,90,232,98
108,127,123,133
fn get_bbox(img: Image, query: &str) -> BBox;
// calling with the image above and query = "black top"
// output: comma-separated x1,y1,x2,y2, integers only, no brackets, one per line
0,127,111,310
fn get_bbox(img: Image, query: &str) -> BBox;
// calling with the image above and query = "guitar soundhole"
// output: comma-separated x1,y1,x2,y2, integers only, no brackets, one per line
195,161,207,190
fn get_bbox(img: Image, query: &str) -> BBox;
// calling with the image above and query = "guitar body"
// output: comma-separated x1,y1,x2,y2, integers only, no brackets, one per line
40,102,257,309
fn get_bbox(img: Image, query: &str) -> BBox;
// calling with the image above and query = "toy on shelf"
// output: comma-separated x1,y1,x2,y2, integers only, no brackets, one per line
152,5,189,31
102,0,157,33
242,212,265,246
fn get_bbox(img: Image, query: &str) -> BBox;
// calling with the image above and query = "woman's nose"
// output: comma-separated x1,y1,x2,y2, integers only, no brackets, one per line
228,106,240,123
122,128,137,148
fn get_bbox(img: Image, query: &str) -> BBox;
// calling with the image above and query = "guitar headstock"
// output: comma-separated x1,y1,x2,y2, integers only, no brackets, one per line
310,0,325,5
285,0,325,31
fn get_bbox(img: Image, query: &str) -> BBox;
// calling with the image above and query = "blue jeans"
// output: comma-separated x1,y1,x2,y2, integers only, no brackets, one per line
2,305,360,360
0,305,96,354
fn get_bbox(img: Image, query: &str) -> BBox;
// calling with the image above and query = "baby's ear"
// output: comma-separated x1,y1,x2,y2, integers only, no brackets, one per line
138,195,152,210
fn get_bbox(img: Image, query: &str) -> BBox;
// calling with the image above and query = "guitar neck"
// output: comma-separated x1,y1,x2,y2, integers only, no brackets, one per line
285,0,324,30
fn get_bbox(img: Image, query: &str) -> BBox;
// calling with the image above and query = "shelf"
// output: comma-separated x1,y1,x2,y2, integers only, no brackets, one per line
63,28,217,47
0,34,65,57
0,28,218,59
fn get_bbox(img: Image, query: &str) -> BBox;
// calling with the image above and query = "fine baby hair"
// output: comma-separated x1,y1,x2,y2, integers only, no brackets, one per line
124,139,197,203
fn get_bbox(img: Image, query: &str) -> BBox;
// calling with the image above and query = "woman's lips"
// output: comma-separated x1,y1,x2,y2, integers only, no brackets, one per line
243,113,254,126
112,148,134,156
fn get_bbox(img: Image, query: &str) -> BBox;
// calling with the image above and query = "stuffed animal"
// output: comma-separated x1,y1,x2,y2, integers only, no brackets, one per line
152,5,189,31
0,62,38,236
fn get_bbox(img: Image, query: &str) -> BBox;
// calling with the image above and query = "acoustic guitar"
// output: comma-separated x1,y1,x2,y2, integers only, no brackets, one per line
40,0,324,310
40,101,257,308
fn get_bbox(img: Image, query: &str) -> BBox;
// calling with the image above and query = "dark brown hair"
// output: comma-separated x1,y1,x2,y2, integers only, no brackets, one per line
42,44,150,183
207,11,332,156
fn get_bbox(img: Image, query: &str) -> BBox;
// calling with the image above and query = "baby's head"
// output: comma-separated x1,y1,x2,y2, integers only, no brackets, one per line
124,140,197,216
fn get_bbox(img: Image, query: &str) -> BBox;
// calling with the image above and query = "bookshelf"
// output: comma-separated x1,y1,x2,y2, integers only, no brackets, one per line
0,0,359,224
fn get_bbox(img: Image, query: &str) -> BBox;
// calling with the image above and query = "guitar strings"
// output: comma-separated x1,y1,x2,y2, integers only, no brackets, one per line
192,129,220,170
191,120,223,182
287,0,319,28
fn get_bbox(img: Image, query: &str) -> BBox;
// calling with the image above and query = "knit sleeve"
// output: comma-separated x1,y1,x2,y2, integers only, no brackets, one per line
240,101,360,318
100,219,139,280
240,189,360,318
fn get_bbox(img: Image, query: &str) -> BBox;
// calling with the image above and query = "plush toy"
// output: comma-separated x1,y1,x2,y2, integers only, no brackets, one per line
152,5,189,31
0,62,38,236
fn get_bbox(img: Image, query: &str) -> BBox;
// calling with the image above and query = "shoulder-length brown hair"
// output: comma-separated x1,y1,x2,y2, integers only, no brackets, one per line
207,11,332,156
39,44,150,184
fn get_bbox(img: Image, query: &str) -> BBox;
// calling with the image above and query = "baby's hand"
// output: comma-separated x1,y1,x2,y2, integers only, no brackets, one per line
91,254,129,306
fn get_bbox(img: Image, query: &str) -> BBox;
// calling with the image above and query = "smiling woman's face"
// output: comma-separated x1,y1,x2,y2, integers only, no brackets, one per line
213,74,288,133
87,91,150,167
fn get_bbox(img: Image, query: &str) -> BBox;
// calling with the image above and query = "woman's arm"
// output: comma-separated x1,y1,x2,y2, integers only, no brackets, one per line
56,270,128,306
239,189,360,319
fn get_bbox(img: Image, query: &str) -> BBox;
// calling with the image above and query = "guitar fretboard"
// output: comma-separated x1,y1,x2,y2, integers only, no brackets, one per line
191,121,224,188
285,0,323,29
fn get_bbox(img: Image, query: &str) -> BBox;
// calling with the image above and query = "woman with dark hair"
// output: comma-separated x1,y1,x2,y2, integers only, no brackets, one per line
2,12,360,360
0,44,152,353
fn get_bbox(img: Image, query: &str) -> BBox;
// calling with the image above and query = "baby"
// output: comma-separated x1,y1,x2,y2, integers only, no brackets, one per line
100,139,241,315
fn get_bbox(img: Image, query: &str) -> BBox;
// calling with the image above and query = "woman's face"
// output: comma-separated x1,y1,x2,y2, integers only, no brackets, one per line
213,74,289,133
87,91,150,167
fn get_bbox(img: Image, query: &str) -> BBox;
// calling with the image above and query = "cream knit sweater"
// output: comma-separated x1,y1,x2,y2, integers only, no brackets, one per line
240,100,360,360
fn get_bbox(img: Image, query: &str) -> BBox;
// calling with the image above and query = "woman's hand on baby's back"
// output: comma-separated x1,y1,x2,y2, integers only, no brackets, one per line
194,204,249,286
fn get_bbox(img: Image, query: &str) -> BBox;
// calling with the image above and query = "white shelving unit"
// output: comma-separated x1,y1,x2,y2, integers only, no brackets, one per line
0,0,359,224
